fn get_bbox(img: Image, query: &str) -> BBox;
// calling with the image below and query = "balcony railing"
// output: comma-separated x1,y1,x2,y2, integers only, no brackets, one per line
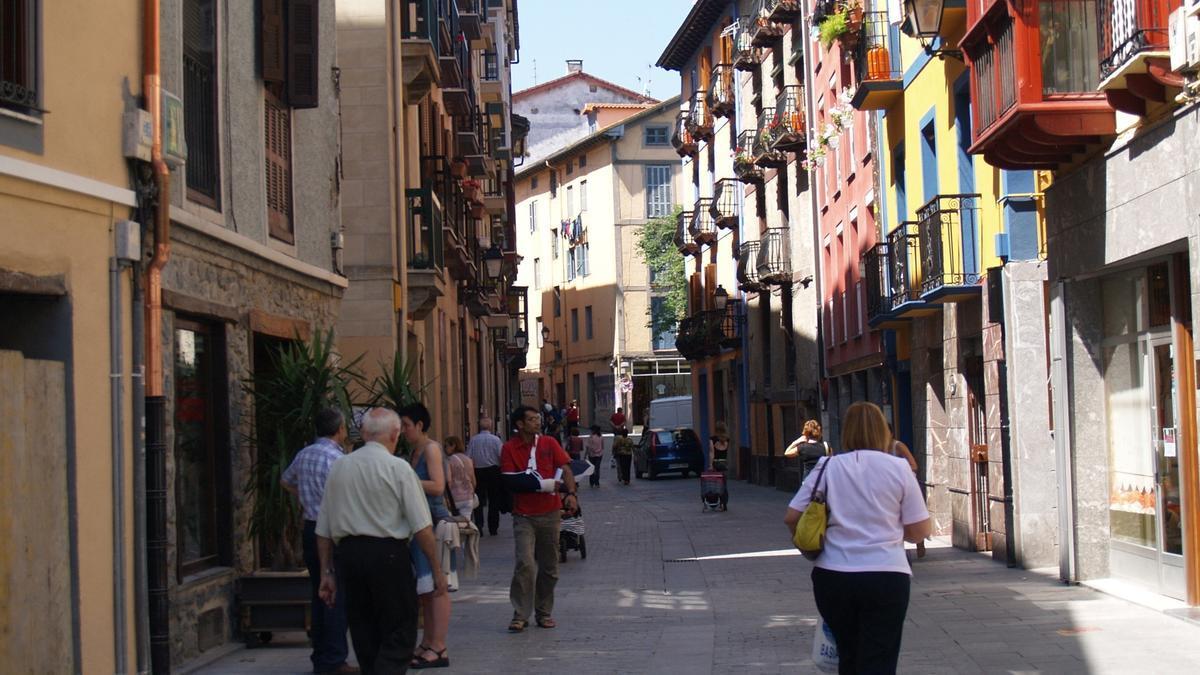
734,130,764,182
863,242,892,325
689,198,717,245
733,24,764,71
850,12,903,110
674,304,742,361
709,64,736,118
671,110,698,157
917,194,983,300
765,0,802,23
756,227,791,285
458,0,483,40
711,178,740,230
753,110,788,168
737,240,763,292
407,187,446,270
675,210,698,256
401,0,441,50
771,85,805,152
686,90,713,141
1098,0,1175,80
887,222,921,311
749,0,786,46
455,110,482,157
481,51,500,81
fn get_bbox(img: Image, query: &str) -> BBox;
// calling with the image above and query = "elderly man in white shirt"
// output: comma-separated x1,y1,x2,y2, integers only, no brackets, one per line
317,407,446,674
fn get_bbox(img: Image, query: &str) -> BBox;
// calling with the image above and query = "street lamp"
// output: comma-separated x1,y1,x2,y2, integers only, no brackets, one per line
512,327,528,350
540,324,558,346
484,243,504,280
903,0,963,60
713,285,729,312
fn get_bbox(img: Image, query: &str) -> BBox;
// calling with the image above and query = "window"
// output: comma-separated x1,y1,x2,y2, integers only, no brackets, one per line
551,228,559,259
566,185,574,216
571,308,579,342
577,243,590,277
841,291,849,343
0,0,39,117
567,248,576,281
533,257,540,289
572,373,581,403
646,165,672,217
1039,1,1100,95
184,0,220,207
856,281,865,337
579,154,587,168
531,175,539,189
580,180,588,211
529,200,537,232
585,305,593,339
174,319,228,577
644,125,670,146
651,296,676,350
550,170,558,197
264,86,293,242
553,288,561,317
566,160,573,175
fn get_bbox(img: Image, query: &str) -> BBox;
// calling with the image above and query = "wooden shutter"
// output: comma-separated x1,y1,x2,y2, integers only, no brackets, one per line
698,50,711,89
689,273,702,313
260,0,286,83
704,264,718,309
287,0,320,108
264,88,294,242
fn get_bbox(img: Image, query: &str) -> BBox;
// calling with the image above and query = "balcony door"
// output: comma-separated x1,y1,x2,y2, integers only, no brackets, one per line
1102,263,1186,599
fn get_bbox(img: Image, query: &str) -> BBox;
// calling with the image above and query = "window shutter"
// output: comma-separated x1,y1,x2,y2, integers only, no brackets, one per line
260,0,286,83
264,88,294,242
287,0,320,108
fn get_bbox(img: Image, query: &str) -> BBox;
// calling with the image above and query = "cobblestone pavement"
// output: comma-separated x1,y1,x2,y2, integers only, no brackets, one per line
195,471,1200,674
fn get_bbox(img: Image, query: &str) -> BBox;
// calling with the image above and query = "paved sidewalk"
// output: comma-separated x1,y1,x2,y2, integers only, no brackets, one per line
195,471,1200,674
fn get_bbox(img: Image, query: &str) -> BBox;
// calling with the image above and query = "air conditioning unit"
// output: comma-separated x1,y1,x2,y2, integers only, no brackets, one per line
1170,8,1200,72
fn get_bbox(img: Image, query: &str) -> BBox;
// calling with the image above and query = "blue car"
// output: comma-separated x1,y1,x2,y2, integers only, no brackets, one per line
634,428,704,479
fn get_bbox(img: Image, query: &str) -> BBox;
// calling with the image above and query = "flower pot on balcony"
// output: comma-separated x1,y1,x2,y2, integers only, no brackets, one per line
451,159,468,178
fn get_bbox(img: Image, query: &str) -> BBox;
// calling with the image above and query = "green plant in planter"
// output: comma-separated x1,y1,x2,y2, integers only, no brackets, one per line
244,328,364,570
818,9,849,49
366,350,434,458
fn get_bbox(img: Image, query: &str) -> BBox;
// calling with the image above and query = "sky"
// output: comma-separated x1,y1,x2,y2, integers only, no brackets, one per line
511,0,694,102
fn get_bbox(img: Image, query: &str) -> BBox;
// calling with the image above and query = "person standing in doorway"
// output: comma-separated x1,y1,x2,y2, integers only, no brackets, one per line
316,407,445,674
467,418,504,535
501,406,576,632
281,408,358,674
584,425,604,487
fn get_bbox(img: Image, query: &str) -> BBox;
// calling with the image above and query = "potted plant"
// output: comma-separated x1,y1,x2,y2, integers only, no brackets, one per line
817,7,849,49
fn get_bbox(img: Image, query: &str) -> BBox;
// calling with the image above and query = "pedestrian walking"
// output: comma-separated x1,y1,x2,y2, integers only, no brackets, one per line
709,420,731,472
584,425,604,487
566,425,584,460
784,419,833,482
612,428,634,485
316,407,445,675
467,418,504,535
784,402,931,674
609,407,627,434
565,400,580,432
887,436,927,559
500,405,577,632
445,436,476,520
281,408,358,674
398,403,453,669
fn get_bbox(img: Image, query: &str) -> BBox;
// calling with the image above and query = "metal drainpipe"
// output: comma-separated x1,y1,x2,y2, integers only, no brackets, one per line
110,259,128,674
997,359,1017,567
131,260,150,675
389,1,408,365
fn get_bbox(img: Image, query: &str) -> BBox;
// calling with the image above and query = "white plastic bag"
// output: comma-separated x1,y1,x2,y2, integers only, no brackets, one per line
811,615,839,673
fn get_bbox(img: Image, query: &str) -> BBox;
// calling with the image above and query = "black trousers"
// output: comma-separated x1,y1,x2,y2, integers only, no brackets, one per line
473,465,503,534
303,521,349,670
335,536,418,675
615,454,632,483
811,567,910,675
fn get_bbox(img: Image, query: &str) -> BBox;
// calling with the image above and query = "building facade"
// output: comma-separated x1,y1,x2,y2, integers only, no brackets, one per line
658,0,822,487
513,98,690,428
337,0,526,441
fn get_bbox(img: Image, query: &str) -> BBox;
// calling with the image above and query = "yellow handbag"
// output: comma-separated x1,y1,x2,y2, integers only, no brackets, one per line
793,457,832,560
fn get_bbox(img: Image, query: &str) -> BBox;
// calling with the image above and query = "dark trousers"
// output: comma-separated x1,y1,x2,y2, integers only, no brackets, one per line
473,465,503,534
588,456,602,486
811,567,911,675
336,536,418,675
303,521,349,671
616,454,632,483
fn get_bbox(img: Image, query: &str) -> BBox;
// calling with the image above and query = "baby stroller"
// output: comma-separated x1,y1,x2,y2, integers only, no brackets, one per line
700,470,727,511
559,498,586,561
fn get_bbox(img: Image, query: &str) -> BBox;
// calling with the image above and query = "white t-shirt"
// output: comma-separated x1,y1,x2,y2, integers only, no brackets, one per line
788,450,929,575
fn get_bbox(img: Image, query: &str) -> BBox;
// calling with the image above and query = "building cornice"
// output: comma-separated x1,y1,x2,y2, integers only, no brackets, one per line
656,0,731,71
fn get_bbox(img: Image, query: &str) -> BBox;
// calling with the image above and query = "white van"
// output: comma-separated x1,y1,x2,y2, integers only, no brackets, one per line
648,395,693,431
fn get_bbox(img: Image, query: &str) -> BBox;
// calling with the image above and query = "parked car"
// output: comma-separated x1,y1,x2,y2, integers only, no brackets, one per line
634,428,703,479
647,395,692,431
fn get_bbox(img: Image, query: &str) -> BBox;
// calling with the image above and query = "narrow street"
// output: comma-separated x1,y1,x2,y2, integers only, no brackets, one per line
196,474,1200,674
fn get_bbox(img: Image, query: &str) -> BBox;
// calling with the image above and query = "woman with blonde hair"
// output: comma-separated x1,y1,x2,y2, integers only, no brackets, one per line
784,402,930,674
709,421,731,472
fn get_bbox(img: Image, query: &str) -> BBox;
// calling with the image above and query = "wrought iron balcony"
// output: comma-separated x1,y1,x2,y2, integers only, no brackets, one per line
863,242,892,327
737,240,763,292
753,110,788,168
399,0,441,103
1097,0,1180,110
917,194,984,302
686,90,714,141
689,198,717,245
711,179,740,230
734,130,764,183
733,24,764,71
455,110,482,157
749,0,786,47
674,304,741,361
850,12,902,111
771,85,806,152
756,227,791,285
675,210,699,256
458,0,483,40
709,64,736,118
765,0,802,23
963,0,1114,169
671,110,698,157
480,51,501,82
407,186,446,271
886,222,925,313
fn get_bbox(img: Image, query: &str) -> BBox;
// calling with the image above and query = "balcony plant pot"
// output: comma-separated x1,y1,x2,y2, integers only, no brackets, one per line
451,159,468,178
867,46,889,81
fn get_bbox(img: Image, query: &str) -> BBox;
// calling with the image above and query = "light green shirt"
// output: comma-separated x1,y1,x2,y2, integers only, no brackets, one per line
315,442,433,543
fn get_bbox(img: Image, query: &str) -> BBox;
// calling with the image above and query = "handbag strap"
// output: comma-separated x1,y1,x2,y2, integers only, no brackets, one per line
811,455,832,504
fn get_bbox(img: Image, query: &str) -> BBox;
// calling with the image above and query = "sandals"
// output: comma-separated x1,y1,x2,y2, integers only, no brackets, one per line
507,618,527,633
536,616,557,629
410,646,448,669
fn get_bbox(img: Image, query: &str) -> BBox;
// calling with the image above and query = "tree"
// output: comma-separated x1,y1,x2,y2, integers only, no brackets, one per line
636,207,687,342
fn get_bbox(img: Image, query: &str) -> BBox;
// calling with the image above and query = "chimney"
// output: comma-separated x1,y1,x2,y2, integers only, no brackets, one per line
566,59,583,74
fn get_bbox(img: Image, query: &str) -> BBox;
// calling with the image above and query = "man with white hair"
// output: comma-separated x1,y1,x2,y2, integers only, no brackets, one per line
317,407,446,674
467,417,504,535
